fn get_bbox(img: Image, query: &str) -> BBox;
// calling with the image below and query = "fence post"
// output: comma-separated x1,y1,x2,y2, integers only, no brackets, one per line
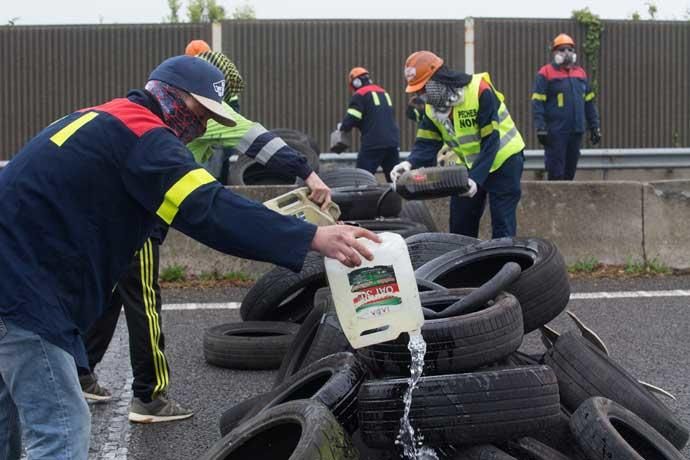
212,22,223,52
464,17,475,74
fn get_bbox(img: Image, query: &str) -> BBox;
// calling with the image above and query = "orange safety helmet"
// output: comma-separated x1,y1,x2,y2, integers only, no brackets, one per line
348,67,369,89
185,39,211,56
404,51,444,93
552,33,575,50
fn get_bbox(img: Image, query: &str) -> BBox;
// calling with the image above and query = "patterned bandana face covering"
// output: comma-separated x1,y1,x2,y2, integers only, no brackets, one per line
145,80,207,144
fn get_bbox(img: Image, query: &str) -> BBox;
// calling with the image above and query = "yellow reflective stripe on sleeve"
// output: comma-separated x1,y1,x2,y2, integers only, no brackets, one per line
156,168,216,224
385,92,392,106
50,112,99,146
531,93,547,101
585,92,595,101
371,92,380,106
347,108,363,119
417,129,442,141
480,121,499,138
557,93,564,107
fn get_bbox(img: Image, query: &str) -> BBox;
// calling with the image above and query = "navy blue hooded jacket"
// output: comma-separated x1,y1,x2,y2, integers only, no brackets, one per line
532,63,600,134
0,90,316,367
340,84,400,151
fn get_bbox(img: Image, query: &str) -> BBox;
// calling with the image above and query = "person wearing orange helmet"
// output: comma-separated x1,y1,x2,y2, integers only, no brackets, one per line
333,67,400,182
184,39,211,56
532,33,601,180
392,51,525,238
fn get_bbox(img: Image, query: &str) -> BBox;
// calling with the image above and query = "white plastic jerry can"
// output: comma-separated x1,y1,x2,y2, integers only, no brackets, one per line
324,232,425,349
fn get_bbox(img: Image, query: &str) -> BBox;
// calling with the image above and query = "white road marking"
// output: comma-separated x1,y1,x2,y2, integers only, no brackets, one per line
570,290,690,300
163,302,241,311
161,290,690,311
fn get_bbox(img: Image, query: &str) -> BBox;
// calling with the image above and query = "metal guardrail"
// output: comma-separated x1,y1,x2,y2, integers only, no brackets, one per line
319,148,690,170
320,148,690,171
2,148,689,171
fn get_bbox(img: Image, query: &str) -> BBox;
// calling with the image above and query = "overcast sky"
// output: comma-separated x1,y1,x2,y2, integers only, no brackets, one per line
4,0,690,24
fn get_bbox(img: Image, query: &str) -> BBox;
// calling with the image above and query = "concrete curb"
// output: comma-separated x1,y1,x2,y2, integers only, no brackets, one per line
159,181,690,277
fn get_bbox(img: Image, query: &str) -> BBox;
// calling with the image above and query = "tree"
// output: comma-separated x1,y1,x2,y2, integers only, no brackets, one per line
187,0,226,22
645,1,658,19
166,0,182,23
7,17,19,26
630,11,641,20
232,2,256,19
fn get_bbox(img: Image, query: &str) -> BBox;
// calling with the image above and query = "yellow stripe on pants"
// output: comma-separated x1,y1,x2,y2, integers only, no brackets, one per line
139,239,169,396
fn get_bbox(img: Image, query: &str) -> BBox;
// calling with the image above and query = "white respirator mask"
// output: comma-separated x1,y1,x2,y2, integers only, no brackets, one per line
554,50,577,66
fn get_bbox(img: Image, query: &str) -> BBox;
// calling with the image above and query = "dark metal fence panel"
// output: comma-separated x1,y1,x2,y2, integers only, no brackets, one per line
598,21,690,148
0,24,211,159
1,20,688,160
221,19,464,152
474,18,585,149
475,18,690,149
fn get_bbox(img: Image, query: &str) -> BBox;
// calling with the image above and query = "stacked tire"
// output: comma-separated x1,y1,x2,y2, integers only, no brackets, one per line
200,224,688,458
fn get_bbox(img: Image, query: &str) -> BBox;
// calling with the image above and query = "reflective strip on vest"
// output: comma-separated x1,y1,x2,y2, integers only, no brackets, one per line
371,92,380,106
347,108,363,119
585,91,595,101
157,168,216,224
531,93,547,101
416,129,442,141
385,92,392,106
425,72,525,172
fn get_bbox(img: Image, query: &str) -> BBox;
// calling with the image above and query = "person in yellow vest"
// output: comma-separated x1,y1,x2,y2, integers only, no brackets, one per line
391,51,525,238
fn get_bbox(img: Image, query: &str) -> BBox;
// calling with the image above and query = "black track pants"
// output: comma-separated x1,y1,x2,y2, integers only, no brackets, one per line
82,239,169,402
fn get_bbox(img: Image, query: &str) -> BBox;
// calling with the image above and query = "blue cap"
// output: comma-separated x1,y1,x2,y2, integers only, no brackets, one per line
149,55,236,126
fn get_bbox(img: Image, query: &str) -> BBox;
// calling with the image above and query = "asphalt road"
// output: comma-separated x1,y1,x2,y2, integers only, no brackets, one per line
87,276,690,459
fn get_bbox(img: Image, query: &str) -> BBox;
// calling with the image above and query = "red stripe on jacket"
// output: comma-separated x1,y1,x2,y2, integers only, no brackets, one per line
355,84,386,96
81,98,167,137
538,64,587,80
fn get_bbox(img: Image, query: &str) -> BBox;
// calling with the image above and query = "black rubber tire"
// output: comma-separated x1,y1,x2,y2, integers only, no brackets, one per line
349,218,428,238
530,408,581,455
219,394,268,436
395,166,470,200
356,291,524,376
357,365,561,448
301,310,352,369
319,167,379,188
400,200,439,233
503,437,574,460
203,321,300,370
227,128,319,185
240,252,326,323
415,237,569,333
246,352,367,434
273,298,327,386
331,185,402,220
271,128,321,158
451,445,517,459
405,232,480,269
200,400,358,460
571,397,686,460
544,332,689,449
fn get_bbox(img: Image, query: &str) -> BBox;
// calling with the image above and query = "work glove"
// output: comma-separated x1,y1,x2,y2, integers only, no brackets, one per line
537,129,549,147
459,178,478,198
590,127,601,145
390,160,412,183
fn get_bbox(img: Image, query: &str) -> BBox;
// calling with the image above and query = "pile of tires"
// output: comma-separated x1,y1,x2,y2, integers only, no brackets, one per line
200,230,688,458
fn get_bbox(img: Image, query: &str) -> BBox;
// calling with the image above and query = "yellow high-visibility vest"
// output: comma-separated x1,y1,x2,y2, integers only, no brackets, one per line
425,73,525,172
